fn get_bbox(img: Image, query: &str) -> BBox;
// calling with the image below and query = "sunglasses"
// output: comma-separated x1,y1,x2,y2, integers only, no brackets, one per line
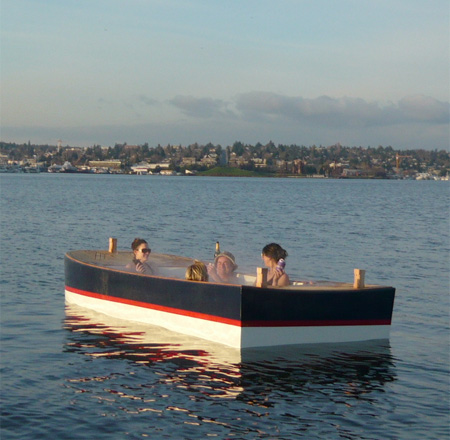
140,248,151,254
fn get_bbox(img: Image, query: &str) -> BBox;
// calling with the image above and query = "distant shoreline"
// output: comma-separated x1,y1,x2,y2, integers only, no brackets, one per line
2,169,447,180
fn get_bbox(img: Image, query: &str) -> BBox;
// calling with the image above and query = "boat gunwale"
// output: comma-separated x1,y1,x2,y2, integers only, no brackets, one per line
65,250,394,292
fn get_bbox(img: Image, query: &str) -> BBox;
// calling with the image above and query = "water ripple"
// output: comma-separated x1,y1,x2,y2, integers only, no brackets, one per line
1,175,448,440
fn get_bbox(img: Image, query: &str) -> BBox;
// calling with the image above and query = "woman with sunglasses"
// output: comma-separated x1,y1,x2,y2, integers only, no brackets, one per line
125,238,155,274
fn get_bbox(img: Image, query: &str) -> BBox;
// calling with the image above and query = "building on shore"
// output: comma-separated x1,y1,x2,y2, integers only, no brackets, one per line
89,160,122,170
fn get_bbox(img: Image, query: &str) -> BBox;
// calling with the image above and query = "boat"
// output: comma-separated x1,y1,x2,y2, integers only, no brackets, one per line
64,244,396,349
48,164,63,173
60,161,78,173
24,165,41,173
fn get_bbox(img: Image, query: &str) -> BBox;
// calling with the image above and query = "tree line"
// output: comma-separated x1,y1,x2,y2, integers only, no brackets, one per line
1,141,449,175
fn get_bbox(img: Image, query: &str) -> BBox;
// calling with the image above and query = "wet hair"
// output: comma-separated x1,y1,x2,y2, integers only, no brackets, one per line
186,260,208,281
262,243,288,262
131,238,148,251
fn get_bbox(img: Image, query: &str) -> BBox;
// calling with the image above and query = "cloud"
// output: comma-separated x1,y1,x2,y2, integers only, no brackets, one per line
2,93,448,150
234,92,449,127
167,92,449,133
398,95,449,123
169,95,230,118
2,113,448,150
138,95,158,106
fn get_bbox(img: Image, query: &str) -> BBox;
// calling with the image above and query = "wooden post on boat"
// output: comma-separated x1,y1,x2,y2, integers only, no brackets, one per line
109,237,117,253
256,267,268,288
354,269,365,288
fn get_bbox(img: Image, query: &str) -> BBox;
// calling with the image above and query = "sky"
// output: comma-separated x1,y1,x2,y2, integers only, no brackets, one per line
1,0,449,150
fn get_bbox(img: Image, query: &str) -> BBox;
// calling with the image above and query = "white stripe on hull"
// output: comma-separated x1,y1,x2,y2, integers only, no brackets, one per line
65,290,241,347
65,290,390,349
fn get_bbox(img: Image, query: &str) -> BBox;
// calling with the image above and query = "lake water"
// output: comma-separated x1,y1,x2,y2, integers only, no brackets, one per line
1,174,449,439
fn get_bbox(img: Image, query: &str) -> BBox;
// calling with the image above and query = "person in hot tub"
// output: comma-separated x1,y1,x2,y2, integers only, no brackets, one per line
261,243,290,287
186,260,209,281
207,251,238,284
125,238,155,275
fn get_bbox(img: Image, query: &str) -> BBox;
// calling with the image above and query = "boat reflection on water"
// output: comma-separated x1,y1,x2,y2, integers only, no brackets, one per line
64,303,397,404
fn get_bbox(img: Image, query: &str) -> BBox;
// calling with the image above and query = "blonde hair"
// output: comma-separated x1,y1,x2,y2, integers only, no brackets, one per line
186,260,208,281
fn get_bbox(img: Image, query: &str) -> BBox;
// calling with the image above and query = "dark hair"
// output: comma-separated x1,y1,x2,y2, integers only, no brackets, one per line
131,238,147,251
262,243,288,261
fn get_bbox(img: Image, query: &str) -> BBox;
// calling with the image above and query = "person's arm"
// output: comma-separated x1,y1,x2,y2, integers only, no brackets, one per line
138,262,154,274
272,271,290,287
207,263,220,282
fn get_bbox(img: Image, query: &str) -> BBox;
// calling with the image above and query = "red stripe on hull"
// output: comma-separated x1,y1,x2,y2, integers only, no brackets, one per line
66,286,391,328
65,285,241,326
242,319,391,327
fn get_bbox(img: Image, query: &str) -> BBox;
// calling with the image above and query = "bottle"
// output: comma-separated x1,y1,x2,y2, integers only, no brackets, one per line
276,258,286,273
214,242,220,258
